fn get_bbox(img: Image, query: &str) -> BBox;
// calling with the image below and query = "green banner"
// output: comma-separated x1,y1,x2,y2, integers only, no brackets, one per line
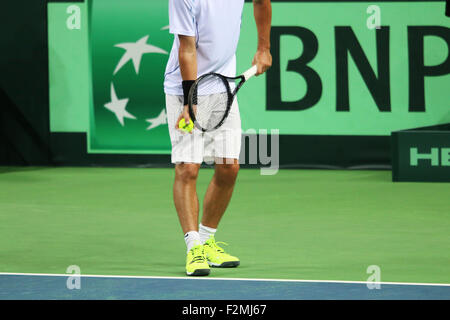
237,2,450,135
89,0,172,154
48,3,90,133
49,1,450,154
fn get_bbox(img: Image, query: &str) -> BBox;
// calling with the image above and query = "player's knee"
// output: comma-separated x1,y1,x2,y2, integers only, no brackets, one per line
215,162,239,186
176,164,199,183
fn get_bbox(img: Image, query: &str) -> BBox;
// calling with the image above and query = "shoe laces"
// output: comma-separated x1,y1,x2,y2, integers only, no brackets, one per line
207,237,228,253
191,246,206,263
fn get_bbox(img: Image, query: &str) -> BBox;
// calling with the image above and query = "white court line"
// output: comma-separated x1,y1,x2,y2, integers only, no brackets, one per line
0,272,449,287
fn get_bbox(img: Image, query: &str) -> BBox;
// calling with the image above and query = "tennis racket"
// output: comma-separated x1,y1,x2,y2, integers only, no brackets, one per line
187,65,258,132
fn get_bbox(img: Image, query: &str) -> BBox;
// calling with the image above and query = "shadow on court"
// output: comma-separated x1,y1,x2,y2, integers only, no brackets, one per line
0,166,51,175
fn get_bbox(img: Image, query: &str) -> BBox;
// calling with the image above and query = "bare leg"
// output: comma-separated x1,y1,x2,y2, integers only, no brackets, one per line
202,158,240,228
173,163,201,234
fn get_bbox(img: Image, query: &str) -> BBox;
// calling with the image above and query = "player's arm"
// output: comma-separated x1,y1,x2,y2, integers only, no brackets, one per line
176,35,197,131
179,35,197,82
252,0,272,75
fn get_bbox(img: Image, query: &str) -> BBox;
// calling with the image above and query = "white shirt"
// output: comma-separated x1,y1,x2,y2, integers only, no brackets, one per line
164,0,245,95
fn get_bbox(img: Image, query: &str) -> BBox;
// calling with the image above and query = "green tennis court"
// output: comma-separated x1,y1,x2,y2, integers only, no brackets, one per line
1,167,449,285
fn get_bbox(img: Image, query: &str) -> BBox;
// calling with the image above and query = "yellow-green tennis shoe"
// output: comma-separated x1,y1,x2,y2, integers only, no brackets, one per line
186,244,210,276
204,235,240,268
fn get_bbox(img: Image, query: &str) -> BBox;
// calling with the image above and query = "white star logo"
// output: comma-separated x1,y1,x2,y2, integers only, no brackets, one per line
104,83,136,126
114,35,168,75
146,109,167,130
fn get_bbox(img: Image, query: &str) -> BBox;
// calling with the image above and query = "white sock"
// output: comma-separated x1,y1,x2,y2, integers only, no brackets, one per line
184,231,201,253
199,223,217,244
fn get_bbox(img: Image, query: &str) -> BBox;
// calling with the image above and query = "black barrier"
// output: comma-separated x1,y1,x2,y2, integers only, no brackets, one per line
0,1,50,165
392,123,450,182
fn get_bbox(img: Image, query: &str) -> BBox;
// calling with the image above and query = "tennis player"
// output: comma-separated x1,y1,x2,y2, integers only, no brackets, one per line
164,0,272,276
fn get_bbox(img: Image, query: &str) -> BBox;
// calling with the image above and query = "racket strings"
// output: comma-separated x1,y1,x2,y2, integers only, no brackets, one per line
191,75,231,131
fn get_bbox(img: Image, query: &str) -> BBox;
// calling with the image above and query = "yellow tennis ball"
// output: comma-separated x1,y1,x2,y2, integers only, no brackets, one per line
179,118,194,133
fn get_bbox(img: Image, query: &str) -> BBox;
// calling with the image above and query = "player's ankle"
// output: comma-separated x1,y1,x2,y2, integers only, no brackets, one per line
184,231,201,252
199,223,217,244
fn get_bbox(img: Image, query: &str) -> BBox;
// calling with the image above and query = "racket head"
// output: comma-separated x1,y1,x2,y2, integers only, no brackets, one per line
188,73,234,132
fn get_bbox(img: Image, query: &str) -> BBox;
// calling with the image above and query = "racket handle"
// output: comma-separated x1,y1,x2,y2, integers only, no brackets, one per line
243,65,258,81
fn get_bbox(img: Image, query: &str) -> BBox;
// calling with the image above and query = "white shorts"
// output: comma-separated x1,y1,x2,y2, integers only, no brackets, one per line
165,94,242,164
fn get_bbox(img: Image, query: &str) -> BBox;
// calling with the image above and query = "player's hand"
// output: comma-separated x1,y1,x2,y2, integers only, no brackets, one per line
175,105,193,133
252,48,272,76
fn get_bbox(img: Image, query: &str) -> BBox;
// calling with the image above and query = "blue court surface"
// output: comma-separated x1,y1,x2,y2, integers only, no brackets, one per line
0,273,449,300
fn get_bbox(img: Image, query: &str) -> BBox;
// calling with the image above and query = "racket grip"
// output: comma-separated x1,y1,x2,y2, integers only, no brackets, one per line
243,65,258,81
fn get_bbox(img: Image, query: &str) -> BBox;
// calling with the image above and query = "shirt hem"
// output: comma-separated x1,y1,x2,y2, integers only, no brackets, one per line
164,88,183,96
169,29,196,37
